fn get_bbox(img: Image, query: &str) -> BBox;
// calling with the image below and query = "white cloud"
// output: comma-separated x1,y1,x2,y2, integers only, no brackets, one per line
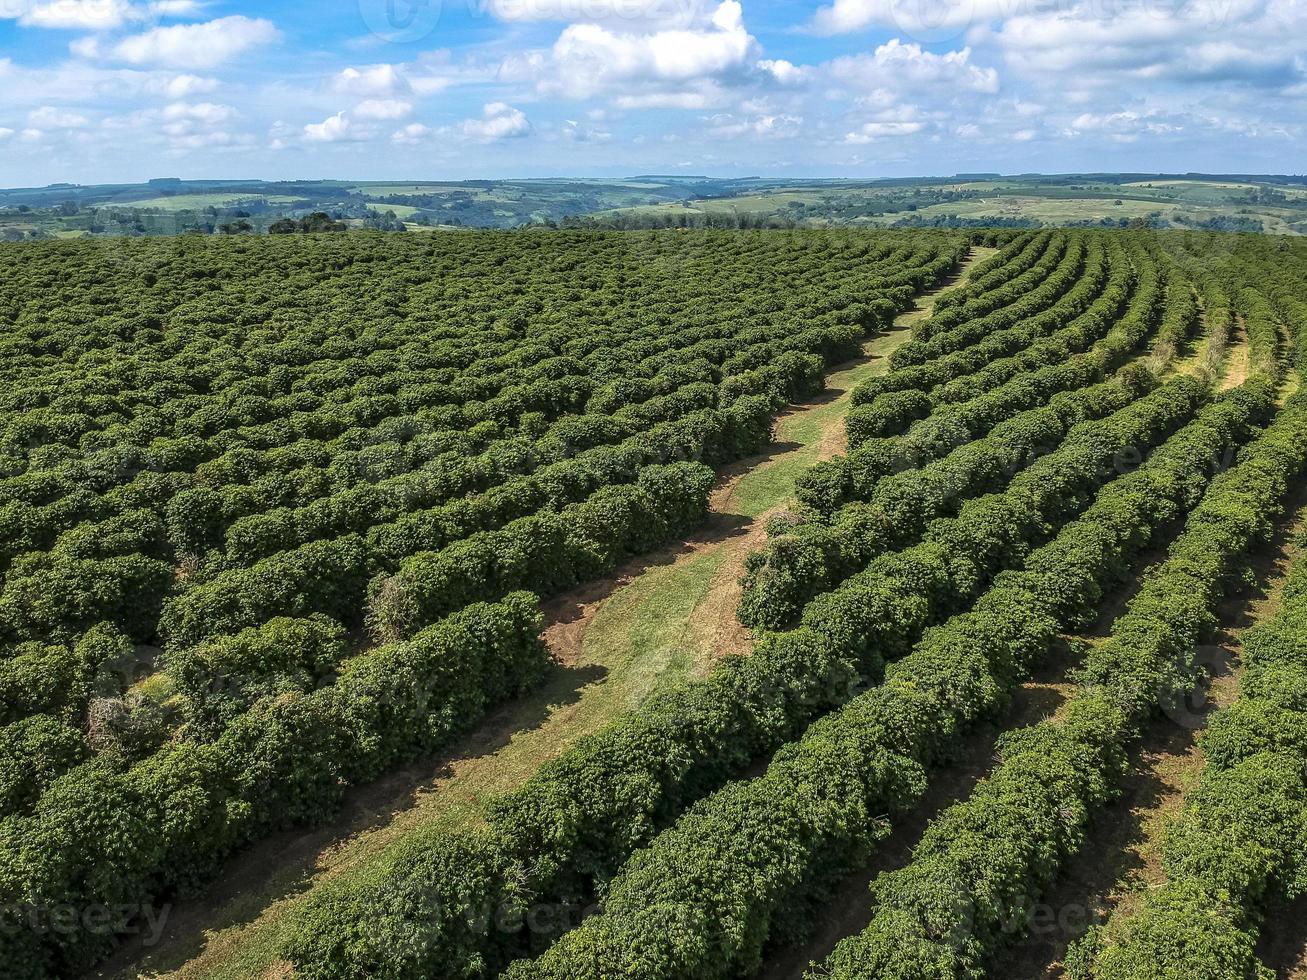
613,84,730,108
0,128,15,140
167,130,250,149
706,111,802,138
332,63,407,96
353,98,412,120
535,0,757,100
1062,109,1181,142
811,0,1015,38
391,122,431,144
28,105,90,128
303,110,358,142
758,58,806,85
68,36,102,57
98,98,248,153
987,0,1306,90
458,102,531,141
828,40,998,94
153,72,217,96
0,57,219,102
161,100,234,124
96,15,279,68
20,0,135,29
148,0,203,14
844,119,924,142
482,0,712,27
561,117,612,141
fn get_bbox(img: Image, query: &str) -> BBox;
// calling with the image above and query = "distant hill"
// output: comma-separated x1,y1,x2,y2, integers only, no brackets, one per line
1,173,1304,239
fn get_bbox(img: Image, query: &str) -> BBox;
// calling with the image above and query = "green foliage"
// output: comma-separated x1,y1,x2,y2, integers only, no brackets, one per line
1079,494,1307,976
505,385,1271,980
0,228,968,974
0,596,547,976
741,372,1198,630
821,388,1307,979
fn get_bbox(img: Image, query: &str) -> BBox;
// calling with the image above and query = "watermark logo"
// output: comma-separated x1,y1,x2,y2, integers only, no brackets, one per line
887,0,977,43
1159,642,1229,730
359,0,443,43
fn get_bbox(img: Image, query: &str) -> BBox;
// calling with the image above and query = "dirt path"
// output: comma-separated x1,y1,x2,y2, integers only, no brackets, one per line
92,248,997,980
989,489,1307,979
1221,314,1251,391
1171,299,1215,379
896,245,998,330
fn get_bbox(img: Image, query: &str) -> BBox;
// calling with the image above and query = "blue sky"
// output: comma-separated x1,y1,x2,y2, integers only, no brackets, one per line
0,0,1304,184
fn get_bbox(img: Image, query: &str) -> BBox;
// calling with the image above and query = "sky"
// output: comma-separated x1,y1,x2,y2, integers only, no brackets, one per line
0,0,1304,185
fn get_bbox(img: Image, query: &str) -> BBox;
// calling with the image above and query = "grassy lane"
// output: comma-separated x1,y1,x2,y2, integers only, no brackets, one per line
1221,314,1252,391
90,248,996,980
754,285,1219,979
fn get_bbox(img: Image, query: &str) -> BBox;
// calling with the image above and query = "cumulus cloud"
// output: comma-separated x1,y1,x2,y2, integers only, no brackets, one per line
561,117,612,141
89,15,280,68
811,0,1016,39
28,105,90,128
391,122,431,144
523,0,757,101
20,0,136,30
482,0,713,27
353,98,413,119
10,0,203,29
758,58,806,85
705,111,802,138
148,0,203,14
303,110,358,142
987,0,1306,90
1062,109,1182,142
94,96,254,155
332,63,407,96
161,100,234,124
458,102,531,141
845,118,925,142
828,39,998,94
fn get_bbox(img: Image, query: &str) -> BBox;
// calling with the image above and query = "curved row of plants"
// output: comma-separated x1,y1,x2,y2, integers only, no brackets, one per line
1072,525,1307,979
888,233,1085,368
736,359,1158,632
818,382,1307,980
1066,248,1307,980
281,374,1210,980
1161,232,1235,375
846,234,1112,443
905,230,1065,344
927,231,1046,315
741,251,1166,629
806,234,1161,514
844,236,1120,410
0,592,549,978
500,379,1274,980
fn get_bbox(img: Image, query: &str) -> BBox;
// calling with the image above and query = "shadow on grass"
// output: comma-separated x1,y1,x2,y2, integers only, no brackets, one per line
89,656,605,979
